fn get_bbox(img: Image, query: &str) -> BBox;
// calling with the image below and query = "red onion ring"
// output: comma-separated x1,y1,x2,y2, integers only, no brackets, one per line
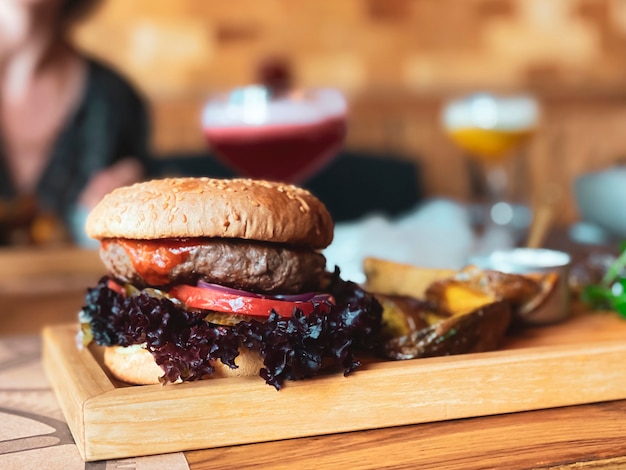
197,280,264,298
196,280,334,304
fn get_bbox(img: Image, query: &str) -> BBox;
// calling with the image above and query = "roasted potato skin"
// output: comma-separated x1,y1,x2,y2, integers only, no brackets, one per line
424,265,559,325
376,294,443,339
382,300,512,360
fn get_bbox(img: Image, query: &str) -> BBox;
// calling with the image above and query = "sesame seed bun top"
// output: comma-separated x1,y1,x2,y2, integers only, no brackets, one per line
85,177,334,249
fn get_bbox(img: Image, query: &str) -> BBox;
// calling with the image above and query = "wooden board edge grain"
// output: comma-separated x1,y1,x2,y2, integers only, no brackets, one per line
43,322,626,461
42,325,116,461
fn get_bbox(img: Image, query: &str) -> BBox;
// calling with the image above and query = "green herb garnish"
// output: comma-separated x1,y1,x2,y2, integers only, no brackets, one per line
581,241,626,318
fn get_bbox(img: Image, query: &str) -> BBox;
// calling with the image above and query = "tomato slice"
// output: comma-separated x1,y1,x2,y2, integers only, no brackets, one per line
168,284,332,318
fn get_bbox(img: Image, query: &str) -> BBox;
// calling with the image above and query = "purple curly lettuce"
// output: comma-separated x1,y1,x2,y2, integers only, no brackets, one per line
83,280,240,382
81,271,382,389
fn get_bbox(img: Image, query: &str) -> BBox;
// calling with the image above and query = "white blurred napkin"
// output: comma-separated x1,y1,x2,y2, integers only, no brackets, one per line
324,199,478,284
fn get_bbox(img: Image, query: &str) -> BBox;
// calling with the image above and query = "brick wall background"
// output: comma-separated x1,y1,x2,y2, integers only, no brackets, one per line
71,0,626,223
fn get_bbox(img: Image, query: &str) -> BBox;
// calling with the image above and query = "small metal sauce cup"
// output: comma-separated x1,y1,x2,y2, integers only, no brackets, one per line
468,248,572,325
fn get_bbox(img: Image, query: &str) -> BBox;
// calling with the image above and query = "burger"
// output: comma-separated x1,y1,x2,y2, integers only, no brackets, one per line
78,177,382,389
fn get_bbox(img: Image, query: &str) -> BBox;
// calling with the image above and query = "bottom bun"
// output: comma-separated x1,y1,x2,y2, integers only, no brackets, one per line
103,345,264,385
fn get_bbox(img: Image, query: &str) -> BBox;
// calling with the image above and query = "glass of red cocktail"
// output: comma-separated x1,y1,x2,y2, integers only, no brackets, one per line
202,86,347,183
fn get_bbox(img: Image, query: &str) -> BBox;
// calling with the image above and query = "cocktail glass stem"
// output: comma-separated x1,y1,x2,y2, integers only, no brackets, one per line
485,163,508,205
475,160,519,252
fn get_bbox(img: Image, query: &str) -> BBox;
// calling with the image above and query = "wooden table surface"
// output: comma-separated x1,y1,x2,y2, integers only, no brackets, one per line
2,244,626,469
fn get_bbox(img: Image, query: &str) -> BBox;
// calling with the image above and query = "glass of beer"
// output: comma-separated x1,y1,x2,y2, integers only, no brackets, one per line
202,85,347,183
442,93,540,249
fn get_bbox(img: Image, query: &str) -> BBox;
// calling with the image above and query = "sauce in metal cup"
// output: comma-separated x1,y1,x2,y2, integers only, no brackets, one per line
468,248,571,325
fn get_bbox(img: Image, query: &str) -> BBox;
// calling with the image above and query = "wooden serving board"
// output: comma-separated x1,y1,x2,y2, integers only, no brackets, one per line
42,312,626,462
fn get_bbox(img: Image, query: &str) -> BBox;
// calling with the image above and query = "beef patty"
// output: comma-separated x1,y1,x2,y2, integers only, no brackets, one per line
100,239,327,294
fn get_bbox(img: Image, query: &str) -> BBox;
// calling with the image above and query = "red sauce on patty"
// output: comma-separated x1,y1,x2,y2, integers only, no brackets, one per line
103,238,196,285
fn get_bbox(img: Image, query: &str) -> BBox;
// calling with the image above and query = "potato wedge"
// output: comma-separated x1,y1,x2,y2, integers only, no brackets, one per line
454,265,543,309
376,294,445,339
382,300,512,360
424,265,545,316
363,257,455,298
424,280,496,315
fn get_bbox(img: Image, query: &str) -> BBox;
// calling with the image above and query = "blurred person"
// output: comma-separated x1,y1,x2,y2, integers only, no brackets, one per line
0,0,150,245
